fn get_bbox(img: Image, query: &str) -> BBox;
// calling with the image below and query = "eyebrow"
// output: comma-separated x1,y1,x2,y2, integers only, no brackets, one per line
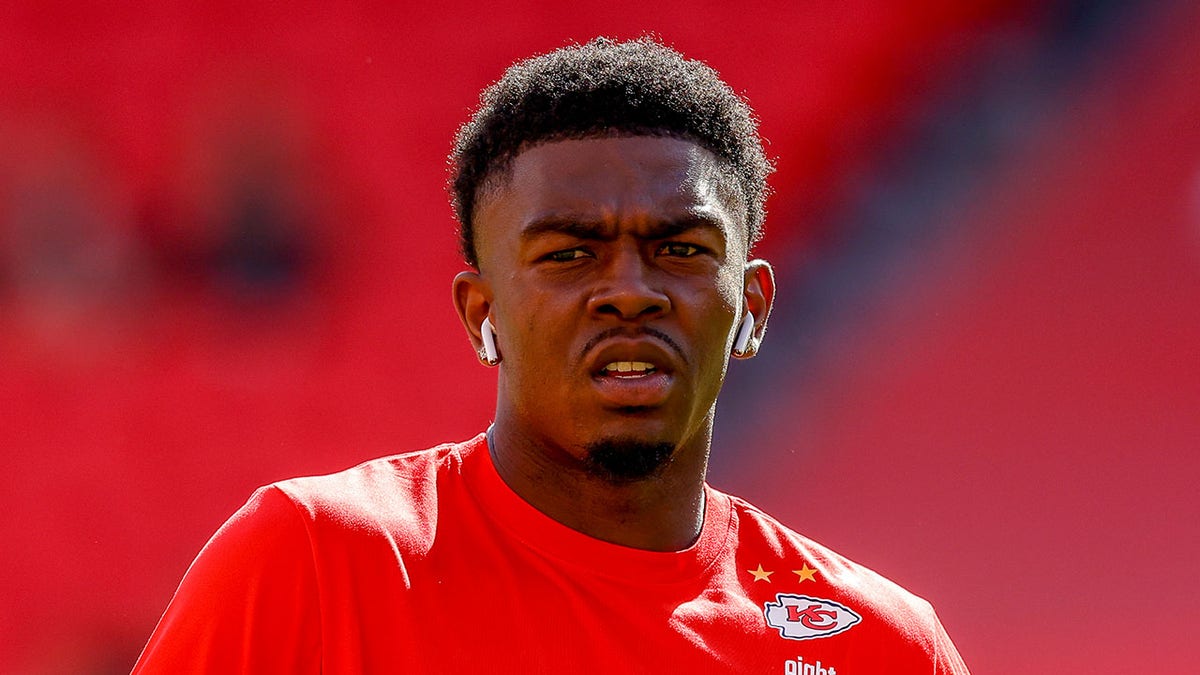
519,214,728,243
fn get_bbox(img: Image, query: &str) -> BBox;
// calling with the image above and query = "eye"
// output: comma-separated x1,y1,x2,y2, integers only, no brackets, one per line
657,242,703,257
543,248,592,263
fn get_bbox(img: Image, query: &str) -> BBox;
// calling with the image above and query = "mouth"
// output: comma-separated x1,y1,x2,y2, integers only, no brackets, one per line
599,361,658,379
583,333,681,408
589,354,674,408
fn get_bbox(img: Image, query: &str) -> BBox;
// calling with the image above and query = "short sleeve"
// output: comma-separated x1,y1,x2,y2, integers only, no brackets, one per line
133,486,322,674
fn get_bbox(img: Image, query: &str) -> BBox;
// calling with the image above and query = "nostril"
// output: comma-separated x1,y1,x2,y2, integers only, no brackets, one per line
592,299,667,320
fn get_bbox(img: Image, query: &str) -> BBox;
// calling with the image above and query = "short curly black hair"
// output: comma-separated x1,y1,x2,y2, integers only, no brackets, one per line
450,36,772,267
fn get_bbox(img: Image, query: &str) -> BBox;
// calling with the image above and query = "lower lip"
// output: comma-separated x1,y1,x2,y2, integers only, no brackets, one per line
591,371,673,407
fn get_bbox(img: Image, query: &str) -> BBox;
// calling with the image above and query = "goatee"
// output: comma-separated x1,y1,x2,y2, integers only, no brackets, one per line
582,438,675,483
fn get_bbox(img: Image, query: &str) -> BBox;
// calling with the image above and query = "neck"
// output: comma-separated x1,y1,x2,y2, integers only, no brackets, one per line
486,420,711,552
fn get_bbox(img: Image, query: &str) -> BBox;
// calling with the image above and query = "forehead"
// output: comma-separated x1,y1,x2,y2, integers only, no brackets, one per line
474,136,746,250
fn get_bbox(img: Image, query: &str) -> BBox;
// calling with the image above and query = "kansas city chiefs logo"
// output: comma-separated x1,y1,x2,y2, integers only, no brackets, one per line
763,594,862,641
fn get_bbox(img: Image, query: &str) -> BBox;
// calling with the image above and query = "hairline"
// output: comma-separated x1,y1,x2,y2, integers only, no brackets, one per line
449,37,772,268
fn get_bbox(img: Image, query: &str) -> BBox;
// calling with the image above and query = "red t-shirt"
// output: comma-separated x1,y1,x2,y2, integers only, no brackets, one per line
134,434,969,673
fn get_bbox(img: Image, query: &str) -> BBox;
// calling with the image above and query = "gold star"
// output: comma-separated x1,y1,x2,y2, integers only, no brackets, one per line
793,563,818,583
748,564,774,582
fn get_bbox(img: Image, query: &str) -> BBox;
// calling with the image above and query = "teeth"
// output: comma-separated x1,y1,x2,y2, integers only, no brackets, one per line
603,361,655,374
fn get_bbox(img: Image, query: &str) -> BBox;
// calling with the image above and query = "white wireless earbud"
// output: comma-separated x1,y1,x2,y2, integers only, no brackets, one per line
480,316,500,365
732,311,755,357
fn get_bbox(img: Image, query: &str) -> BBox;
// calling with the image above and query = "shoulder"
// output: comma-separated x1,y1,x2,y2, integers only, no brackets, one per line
266,435,482,553
721,490,945,640
133,435,487,673
274,438,470,512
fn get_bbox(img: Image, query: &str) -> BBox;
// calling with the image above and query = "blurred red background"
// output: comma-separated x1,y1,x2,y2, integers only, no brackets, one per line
2,1,1196,672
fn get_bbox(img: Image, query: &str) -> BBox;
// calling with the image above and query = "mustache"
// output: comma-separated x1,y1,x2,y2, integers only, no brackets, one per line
580,326,688,365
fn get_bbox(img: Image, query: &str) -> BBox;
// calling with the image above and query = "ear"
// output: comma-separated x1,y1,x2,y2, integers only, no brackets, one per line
452,270,495,363
732,259,776,359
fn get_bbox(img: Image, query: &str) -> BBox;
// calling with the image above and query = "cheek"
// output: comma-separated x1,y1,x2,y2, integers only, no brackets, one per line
500,290,578,372
676,274,742,365
713,267,746,315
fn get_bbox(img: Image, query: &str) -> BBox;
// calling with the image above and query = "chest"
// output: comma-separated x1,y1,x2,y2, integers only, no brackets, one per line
309,530,929,674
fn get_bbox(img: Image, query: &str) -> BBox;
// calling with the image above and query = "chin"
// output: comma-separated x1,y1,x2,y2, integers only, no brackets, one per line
581,436,677,484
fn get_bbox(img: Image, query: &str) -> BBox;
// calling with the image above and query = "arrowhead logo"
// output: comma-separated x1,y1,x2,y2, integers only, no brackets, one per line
763,594,862,641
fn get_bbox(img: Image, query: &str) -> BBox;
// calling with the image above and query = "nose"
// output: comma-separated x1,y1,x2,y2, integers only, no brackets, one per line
587,247,671,321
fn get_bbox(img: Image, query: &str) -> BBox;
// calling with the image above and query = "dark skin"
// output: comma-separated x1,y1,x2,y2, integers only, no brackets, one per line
453,136,775,552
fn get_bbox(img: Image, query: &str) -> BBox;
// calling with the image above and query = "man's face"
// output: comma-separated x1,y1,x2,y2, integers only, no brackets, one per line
462,135,771,475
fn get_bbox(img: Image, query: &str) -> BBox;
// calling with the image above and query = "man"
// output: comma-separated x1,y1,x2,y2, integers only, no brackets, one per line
135,38,970,673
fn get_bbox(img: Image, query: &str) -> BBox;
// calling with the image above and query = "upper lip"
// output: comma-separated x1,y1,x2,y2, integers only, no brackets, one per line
584,333,682,377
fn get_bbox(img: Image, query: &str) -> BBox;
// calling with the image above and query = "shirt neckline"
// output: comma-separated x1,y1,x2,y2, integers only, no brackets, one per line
459,432,734,586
